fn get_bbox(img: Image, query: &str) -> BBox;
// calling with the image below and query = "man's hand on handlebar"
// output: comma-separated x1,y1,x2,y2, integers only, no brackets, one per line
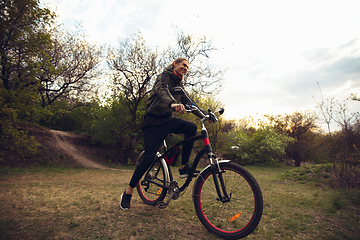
208,112,218,123
171,103,185,114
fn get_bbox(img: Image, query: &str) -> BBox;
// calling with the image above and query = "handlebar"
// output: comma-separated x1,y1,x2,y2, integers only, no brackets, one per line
171,86,224,124
184,104,224,123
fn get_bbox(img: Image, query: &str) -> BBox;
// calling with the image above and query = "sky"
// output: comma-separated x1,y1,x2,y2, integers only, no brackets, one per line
40,0,360,129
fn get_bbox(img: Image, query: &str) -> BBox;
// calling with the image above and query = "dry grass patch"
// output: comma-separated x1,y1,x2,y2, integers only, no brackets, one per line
0,165,359,239
0,168,218,240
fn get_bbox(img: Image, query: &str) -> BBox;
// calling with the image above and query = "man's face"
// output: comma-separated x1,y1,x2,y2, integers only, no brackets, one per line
173,60,189,78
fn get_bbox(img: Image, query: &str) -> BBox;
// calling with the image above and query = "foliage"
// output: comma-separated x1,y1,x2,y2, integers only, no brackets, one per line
38,24,102,108
315,84,360,189
282,162,360,190
0,0,54,157
0,0,55,121
224,125,295,165
82,96,146,164
107,33,157,162
331,120,360,188
0,106,40,160
266,111,319,166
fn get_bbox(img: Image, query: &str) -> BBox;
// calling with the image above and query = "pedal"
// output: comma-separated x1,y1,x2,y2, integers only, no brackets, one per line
157,201,167,209
157,181,179,209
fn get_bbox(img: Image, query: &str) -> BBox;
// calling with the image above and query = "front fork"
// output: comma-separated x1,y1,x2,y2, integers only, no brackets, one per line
209,155,230,203
202,123,230,203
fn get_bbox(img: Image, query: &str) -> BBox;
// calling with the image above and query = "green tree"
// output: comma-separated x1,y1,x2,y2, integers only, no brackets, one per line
1,0,54,120
266,111,318,167
0,0,54,158
85,96,147,164
226,125,294,165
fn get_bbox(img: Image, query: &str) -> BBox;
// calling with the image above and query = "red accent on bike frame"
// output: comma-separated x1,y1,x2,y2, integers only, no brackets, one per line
203,137,210,146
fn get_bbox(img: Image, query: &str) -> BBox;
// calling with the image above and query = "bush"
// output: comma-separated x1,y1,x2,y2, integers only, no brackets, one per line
0,107,40,161
223,125,294,165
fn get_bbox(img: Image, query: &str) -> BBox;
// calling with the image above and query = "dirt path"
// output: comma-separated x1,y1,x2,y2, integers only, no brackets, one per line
51,130,116,170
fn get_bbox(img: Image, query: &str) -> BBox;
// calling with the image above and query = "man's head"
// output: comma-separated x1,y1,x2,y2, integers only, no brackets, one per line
172,58,189,79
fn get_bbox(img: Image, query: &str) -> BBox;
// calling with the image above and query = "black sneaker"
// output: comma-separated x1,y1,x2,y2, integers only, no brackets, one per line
120,190,132,210
179,164,200,179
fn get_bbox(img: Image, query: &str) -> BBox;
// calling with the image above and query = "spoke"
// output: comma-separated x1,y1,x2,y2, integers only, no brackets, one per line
197,174,218,199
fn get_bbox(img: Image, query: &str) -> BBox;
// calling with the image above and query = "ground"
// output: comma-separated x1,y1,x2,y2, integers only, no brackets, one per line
0,126,124,169
50,130,112,169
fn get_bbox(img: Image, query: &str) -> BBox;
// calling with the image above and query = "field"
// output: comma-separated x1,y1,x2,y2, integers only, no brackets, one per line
0,165,359,240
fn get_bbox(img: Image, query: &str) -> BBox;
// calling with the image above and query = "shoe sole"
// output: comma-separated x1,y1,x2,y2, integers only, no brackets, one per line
119,193,129,210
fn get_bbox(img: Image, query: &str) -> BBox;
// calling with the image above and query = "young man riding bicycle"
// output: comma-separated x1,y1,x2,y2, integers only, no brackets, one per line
120,57,201,210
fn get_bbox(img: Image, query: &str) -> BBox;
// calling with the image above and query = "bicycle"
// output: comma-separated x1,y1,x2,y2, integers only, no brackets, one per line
136,87,263,239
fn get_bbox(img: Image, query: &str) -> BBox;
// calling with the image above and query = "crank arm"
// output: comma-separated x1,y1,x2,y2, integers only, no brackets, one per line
157,190,175,209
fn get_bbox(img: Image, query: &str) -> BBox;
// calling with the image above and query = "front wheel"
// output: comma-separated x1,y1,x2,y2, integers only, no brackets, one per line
136,152,169,205
193,162,263,239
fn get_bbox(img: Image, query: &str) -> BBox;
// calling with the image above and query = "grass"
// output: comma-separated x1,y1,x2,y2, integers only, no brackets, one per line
0,165,359,240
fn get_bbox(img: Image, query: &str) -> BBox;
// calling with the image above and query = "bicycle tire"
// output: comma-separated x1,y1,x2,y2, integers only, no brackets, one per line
136,152,169,205
193,161,263,239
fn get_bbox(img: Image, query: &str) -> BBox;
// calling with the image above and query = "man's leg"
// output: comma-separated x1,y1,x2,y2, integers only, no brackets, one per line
128,125,168,190
167,118,197,166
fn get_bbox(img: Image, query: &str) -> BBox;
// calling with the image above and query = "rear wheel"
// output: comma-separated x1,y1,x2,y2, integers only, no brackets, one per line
136,152,169,205
193,162,263,239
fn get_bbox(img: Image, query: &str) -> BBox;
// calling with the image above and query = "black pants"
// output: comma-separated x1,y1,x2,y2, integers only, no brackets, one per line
129,118,197,188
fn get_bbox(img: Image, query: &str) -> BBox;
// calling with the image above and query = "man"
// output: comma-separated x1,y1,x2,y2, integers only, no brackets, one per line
120,58,200,210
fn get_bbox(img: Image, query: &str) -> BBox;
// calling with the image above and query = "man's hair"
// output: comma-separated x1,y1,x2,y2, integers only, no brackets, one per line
170,57,189,68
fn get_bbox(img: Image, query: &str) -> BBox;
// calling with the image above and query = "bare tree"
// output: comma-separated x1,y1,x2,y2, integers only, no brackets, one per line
107,33,159,122
163,28,225,95
315,83,360,188
106,33,160,162
349,93,360,101
38,25,102,108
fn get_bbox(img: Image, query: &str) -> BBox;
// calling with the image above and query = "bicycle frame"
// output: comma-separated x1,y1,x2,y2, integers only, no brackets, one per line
144,116,229,202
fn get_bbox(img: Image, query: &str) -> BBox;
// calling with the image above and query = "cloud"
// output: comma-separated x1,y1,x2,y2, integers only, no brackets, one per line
265,41,360,119
218,36,360,121
288,40,360,93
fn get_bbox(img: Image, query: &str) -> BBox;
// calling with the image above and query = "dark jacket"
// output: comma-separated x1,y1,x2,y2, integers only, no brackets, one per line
142,65,189,127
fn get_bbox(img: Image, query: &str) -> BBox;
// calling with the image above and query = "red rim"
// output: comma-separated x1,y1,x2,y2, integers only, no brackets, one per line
197,168,256,234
